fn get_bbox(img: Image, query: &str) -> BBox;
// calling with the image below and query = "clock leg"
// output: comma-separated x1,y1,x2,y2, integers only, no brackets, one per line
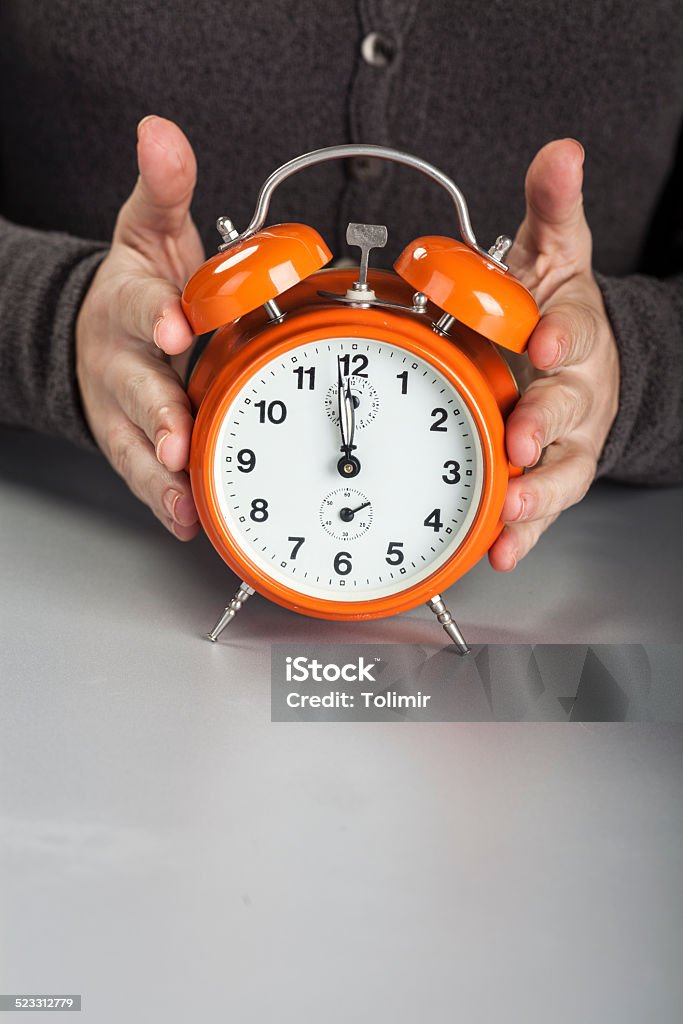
205,582,255,642
427,595,471,656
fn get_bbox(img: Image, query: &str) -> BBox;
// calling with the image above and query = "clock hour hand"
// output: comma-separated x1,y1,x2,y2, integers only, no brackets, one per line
343,375,356,451
336,357,361,478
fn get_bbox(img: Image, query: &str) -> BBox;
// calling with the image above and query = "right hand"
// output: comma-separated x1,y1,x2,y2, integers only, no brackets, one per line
76,115,205,539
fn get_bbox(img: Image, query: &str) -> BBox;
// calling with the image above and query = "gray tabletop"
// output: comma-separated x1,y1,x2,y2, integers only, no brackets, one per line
1,428,682,1022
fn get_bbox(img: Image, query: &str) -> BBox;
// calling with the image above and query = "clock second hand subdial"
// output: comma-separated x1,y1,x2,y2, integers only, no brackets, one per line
339,501,371,523
336,357,361,478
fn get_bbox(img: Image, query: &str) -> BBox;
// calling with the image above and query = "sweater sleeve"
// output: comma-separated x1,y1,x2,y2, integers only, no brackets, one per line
0,215,108,449
595,271,683,485
1,228,681,477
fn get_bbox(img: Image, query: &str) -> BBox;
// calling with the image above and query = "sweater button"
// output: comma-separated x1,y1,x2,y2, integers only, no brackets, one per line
361,32,395,67
349,155,384,182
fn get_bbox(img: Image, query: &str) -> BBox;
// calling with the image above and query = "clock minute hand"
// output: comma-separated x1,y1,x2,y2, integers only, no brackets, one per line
344,376,356,451
337,358,352,454
336,358,361,478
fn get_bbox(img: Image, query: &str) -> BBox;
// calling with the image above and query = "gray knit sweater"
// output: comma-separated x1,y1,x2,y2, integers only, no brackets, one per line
1,0,682,483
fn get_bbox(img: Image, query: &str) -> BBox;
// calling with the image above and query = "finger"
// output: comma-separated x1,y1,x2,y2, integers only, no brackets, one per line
106,350,194,473
488,514,559,571
117,275,194,355
116,115,198,242
506,375,591,467
512,138,590,267
526,302,600,370
105,419,199,538
170,346,195,383
501,442,596,523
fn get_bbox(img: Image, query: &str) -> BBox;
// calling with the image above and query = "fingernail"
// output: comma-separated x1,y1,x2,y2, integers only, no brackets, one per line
173,493,198,526
509,493,535,522
153,316,164,348
539,339,563,368
155,431,170,463
137,114,157,136
505,495,528,524
568,138,585,161
163,489,196,526
531,433,543,465
163,488,180,518
508,495,527,522
519,493,534,521
506,551,518,571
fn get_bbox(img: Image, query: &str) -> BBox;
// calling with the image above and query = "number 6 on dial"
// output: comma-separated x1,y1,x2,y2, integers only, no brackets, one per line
182,146,539,652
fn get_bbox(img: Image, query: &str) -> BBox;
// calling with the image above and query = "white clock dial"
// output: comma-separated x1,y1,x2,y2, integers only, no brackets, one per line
214,337,484,601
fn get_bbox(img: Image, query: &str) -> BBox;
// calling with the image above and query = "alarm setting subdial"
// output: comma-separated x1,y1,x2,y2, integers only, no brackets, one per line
325,375,379,431
320,488,373,541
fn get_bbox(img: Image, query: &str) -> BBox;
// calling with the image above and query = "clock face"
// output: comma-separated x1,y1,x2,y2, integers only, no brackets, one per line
213,337,484,601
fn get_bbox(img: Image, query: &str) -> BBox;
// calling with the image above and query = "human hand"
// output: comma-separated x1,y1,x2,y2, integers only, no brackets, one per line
76,115,204,539
488,139,620,571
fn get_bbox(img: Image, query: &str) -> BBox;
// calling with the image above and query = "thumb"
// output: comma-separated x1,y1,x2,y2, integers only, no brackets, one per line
511,138,592,278
116,115,198,244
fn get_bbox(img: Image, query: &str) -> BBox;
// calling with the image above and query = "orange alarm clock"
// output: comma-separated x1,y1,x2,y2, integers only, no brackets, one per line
181,145,539,653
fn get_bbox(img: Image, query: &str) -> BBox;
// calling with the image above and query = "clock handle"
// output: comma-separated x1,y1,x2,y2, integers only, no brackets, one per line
218,144,511,271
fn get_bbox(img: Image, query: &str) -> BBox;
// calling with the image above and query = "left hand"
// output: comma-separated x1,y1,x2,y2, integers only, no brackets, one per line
488,139,620,571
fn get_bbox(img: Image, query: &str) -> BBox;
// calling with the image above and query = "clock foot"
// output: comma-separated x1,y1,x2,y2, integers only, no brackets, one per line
205,582,255,642
427,595,471,656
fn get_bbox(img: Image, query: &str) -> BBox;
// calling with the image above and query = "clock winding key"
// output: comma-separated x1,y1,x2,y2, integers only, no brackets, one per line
345,222,388,303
